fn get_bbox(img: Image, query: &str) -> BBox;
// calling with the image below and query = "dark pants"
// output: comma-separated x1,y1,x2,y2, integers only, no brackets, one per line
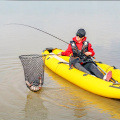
82,62,104,79
70,57,104,79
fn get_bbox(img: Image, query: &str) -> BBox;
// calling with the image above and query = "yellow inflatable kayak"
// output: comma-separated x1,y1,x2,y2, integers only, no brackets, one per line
42,48,120,99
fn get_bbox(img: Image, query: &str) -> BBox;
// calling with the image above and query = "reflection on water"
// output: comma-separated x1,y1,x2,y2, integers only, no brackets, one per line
44,66,120,120
24,91,48,120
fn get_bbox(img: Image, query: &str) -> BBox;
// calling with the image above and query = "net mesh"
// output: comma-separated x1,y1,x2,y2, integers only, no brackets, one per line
19,54,44,86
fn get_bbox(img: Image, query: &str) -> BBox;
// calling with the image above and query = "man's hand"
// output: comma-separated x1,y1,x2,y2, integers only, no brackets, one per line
57,52,62,56
84,52,92,56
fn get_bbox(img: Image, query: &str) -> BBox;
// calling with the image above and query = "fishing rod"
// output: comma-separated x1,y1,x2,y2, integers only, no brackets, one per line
5,23,69,44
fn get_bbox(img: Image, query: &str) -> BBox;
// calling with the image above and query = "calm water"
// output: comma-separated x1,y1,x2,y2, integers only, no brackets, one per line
0,1,120,120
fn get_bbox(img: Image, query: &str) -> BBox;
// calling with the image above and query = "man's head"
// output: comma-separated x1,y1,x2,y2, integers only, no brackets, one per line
76,29,86,38
76,29,86,42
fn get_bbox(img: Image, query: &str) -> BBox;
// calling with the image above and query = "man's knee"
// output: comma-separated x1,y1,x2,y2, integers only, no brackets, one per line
74,63,81,68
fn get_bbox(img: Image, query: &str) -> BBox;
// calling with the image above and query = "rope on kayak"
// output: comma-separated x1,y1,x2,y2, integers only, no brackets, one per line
5,23,69,45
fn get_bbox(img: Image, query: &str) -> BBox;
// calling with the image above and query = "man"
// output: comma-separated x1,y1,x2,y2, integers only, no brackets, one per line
58,28,112,81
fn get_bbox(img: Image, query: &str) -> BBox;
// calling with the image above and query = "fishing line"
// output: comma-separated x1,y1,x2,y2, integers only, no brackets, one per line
5,23,69,44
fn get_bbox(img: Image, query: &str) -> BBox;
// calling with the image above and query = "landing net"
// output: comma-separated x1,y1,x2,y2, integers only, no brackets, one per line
19,54,44,86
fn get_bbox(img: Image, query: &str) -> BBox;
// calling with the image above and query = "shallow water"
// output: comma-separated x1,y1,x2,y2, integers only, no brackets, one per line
0,1,120,120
